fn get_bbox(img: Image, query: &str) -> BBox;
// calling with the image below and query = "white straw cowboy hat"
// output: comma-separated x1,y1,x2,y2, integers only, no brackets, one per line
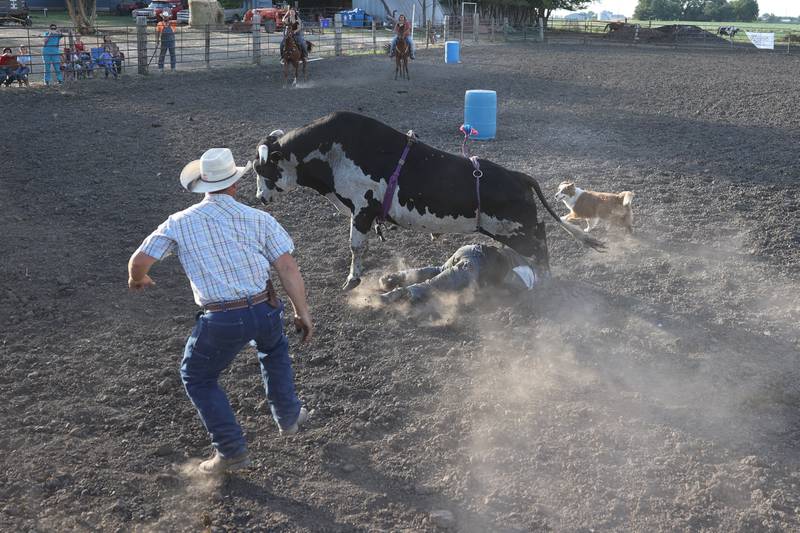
180,148,252,193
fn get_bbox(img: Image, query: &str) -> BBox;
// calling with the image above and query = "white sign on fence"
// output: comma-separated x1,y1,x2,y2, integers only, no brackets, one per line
745,32,775,50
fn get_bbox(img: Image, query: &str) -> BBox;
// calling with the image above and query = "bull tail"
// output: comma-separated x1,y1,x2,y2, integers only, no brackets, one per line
306,41,314,52
522,174,607,252
621,191,634,207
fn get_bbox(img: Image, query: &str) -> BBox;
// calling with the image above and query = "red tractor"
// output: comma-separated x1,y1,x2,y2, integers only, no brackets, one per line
243,4,288,33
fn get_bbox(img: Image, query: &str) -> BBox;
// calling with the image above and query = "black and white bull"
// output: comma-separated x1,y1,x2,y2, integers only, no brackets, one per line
254,112,604,290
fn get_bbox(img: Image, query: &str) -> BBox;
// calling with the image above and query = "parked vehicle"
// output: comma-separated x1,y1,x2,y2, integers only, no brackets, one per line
132,0,184,22
0,0,31,26
116,1,146,15
243,3,288,33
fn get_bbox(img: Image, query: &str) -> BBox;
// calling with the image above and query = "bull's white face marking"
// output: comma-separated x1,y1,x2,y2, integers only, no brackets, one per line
255,148,300,204
302,143,525,239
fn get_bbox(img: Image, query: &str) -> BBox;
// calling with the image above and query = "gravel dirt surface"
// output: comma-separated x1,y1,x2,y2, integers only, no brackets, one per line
2,43,800,532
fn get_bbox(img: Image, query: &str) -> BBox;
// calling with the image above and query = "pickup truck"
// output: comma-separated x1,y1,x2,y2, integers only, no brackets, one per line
132,0,184,22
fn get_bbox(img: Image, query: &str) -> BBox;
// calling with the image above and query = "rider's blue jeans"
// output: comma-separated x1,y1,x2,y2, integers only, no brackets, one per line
180,300,302,458
390,36,416,57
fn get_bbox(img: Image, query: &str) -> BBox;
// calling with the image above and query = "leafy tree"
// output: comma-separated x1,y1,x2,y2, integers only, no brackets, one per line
730,0,758,21
65,0,96,34
634,0,683,20
682,0,706,20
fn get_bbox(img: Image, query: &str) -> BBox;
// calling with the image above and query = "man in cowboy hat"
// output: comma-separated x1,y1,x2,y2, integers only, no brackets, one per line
128,147,313,475
156,11,177,72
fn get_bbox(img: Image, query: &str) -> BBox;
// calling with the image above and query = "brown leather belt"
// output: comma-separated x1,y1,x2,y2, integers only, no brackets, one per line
203,280,279,313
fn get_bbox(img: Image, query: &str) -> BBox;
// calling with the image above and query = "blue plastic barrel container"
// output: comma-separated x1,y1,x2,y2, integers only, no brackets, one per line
464,90,497,140
445,41,460,64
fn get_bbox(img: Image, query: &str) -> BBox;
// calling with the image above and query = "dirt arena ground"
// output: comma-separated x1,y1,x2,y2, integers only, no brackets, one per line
2,43,800,532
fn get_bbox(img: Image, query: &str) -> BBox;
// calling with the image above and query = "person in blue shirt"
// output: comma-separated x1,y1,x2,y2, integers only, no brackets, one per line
42,23,64,85
15,46,31,86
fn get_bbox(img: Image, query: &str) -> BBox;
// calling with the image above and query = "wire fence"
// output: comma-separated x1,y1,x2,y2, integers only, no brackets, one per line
0,18,444,86
2,15,795,87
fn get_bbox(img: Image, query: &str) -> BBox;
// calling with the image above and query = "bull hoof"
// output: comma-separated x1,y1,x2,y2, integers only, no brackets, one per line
342,277,361,291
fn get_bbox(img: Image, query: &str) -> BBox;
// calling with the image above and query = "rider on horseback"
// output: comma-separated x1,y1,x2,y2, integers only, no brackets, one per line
280,8,308,59
389,14,415,60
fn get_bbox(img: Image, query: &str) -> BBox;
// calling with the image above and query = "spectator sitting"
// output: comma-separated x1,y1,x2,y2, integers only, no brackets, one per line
15,45,31,86
74,35,86,53
102,36,124,74
78,49,94,78
61,47,81,80
97,50,118,79
0,47,16,86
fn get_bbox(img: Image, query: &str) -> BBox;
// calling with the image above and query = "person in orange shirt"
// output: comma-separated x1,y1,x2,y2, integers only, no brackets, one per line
156,12,177,72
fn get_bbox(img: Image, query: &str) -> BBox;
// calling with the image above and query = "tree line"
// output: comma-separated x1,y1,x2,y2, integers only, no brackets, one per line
438,0,590,26
634,0,759,22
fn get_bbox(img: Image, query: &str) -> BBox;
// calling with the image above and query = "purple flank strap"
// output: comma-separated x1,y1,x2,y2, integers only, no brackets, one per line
380,141,413,222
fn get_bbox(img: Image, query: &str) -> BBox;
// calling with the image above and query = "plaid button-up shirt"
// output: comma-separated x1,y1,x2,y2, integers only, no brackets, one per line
136,194,294,306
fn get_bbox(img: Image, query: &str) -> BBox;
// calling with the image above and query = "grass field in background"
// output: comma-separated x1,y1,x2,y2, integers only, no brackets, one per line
29,12,129,27
631,19,800,32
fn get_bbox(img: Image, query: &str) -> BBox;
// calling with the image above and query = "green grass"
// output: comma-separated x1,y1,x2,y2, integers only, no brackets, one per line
630,19,800,32
29,12,134,28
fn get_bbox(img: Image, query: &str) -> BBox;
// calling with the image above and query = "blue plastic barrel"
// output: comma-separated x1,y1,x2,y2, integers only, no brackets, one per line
445,40,460,64
464,90,497,140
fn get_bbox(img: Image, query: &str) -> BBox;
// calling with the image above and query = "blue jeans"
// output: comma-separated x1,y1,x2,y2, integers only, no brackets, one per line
42,51,63,84
181,300,301,458
391,247,482,302
390,36,415,57
158,38,176,70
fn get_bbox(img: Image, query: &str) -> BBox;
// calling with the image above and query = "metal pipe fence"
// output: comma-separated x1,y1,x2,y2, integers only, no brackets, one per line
4,15,791,87
0,17,443,86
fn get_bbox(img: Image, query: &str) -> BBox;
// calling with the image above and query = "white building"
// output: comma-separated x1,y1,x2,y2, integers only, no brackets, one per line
352,0,447,26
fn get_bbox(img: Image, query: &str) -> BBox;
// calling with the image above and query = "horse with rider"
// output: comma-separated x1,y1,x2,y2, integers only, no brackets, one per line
280,7,311,60
280,7,313,85
389,14,415,60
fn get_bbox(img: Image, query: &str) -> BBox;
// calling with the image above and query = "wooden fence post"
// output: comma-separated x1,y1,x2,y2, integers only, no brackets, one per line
473,12,479,43
443,15,449,42
334,13,342,56
538,17,544,43
372,19,376,54
252,13,261,64
136,15,147,75
205,24,211,68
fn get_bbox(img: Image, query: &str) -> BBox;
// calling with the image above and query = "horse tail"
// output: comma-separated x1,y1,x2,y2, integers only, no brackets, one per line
519,172,606,252
306,41,314,52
